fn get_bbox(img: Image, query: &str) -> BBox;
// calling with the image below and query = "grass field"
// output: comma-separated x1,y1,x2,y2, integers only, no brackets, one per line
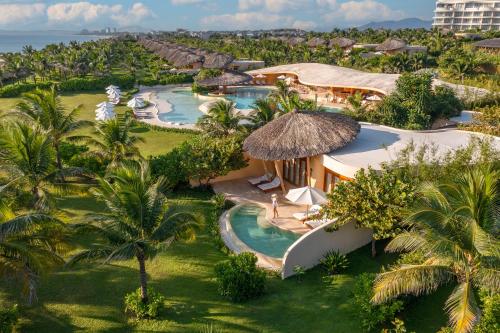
0,91,450,332
0,91,194,157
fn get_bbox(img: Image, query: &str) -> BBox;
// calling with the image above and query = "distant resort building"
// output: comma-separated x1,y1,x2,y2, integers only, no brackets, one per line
433,0,500,31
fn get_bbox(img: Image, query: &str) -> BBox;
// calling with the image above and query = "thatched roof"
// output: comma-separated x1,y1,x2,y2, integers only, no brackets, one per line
243,111,360,161
329,37,356,49
473,38,500,49
375,38,407,52
197,69,252,87
203,52,234,69
173,53,204,67
288,37,305,46
307,37,327,48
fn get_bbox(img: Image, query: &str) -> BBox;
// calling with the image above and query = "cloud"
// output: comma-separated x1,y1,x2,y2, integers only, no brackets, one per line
47,2,153,26
322,0,405,23
238,0,310,13
171,0,203,5
316,0,337,9
201,11,315,30
0,3,46,25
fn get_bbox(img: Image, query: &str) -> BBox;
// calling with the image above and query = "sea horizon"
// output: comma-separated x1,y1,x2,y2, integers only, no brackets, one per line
0,31,109,53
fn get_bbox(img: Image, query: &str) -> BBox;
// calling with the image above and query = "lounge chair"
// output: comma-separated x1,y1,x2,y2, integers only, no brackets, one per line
257,177,281,192
305,217,337,229
292,205,322,221
247,173,273,186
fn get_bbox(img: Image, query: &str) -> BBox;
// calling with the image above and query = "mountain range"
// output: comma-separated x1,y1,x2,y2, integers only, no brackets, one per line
358,18,433,30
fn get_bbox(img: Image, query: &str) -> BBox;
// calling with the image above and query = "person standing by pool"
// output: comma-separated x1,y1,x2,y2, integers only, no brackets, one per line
271,194,279,218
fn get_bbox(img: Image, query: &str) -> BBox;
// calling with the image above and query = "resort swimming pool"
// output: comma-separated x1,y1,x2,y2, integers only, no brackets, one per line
229,204,301,258
225,87,273,109
157,88,206,124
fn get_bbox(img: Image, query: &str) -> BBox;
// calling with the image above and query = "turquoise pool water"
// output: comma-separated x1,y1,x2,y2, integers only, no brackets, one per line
157,88,206,124
229,204,301,258
225,87,272,109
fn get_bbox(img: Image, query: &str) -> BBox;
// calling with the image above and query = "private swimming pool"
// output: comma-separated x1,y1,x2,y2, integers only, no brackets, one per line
229,204,301,258
225,87,273,109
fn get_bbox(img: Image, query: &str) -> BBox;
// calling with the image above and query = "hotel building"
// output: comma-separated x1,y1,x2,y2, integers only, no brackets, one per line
433,0,500,31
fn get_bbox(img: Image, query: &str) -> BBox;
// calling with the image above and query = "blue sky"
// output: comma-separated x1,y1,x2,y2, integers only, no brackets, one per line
0,0,437,31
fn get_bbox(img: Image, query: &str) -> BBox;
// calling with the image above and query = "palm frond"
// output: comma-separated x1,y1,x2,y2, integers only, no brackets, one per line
445,282,479,333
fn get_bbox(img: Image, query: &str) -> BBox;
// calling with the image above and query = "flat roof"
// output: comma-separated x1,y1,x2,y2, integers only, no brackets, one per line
247,63,489,97
324,122,500,178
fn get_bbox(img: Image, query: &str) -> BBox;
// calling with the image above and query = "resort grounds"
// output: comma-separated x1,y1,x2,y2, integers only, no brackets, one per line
0,90,451,333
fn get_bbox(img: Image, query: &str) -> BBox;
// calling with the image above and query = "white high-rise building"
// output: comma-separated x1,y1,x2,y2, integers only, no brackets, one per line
433,0,500,31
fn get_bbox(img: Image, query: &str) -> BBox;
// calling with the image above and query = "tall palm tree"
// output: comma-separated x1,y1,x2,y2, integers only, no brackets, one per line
86,117,144,167
0,183,64,304
15,86,90,171
67,161,200,303
0,121,73,209
196,100,244,137
372,166,499,333
248,98,278,128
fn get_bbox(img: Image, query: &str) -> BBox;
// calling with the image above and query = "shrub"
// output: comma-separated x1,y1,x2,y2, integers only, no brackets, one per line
0,305,18,333
353,273,404,331
474,291,499,333
381,319,414,333
320,250,349,275
395,251,425,266
150,149,189,189
214,252,266,302
460,105,500,136
59,142,89,163
68,154,108,176
124,287,165,319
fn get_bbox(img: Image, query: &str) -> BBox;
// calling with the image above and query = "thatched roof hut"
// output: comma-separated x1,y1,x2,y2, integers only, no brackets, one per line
473,38,500,50
173,53,204,68
307,37,327,48
329,37,356,49
375,38,407,52
197,69,252,87
243,111,360,161
288,37,305,46
203,52,234,69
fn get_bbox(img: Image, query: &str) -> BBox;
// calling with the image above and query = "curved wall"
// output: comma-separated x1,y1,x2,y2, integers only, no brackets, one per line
281,220,373,279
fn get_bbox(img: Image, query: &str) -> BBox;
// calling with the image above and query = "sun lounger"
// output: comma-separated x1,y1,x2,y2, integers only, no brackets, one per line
247,173,272,186
257,177,281,192
305,217,337,229
292,205,322,221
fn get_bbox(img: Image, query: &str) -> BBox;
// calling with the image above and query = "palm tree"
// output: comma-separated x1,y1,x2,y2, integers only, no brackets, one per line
15,86,91,171
67,161,200,303
372,166,499,333
86,117,144,167
0,183,64,304
0,121,72,209
248,98,278,128
196,100,244,137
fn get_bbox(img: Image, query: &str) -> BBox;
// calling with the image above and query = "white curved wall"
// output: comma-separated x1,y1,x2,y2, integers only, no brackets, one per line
281,221,373,279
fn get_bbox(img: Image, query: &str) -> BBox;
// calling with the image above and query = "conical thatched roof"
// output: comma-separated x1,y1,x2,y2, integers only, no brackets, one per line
376,38,407,52
197,69,252,87
307,37,327,48
203,52,234,69
243,111,360,161
329,37,356,49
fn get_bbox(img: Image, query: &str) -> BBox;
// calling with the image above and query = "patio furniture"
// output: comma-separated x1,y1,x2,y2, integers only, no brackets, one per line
257,177,281,192
305,218,330,229
286,186,328,220
293,204,322,221
247,173,273,186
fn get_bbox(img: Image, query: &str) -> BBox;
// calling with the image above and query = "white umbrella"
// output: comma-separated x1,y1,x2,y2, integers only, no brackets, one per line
95,103,115,121
277,75,286,80
366,95,382,101
106,85,119,90
286,186,328,219
255,74,266,79
108,90,121,101
127,97,145,109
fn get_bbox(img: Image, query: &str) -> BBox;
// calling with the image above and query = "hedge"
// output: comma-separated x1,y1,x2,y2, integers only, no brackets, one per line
138,74,194,87
0,74,135,97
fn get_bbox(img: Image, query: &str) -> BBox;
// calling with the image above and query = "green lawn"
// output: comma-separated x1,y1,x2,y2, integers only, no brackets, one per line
0,91,450,332
0,91,194,157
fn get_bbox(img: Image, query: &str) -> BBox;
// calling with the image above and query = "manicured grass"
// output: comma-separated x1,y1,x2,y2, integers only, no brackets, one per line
1,192,449,332
0,91,195,157
0,90,449,332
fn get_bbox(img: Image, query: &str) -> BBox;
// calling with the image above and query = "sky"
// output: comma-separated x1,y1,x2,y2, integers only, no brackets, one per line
0,0,437,31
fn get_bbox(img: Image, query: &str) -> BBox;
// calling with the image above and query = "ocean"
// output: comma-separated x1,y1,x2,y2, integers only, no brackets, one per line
0,31,108,53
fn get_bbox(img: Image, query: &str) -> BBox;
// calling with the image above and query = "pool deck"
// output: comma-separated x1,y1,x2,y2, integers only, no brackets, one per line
212,179,311,235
